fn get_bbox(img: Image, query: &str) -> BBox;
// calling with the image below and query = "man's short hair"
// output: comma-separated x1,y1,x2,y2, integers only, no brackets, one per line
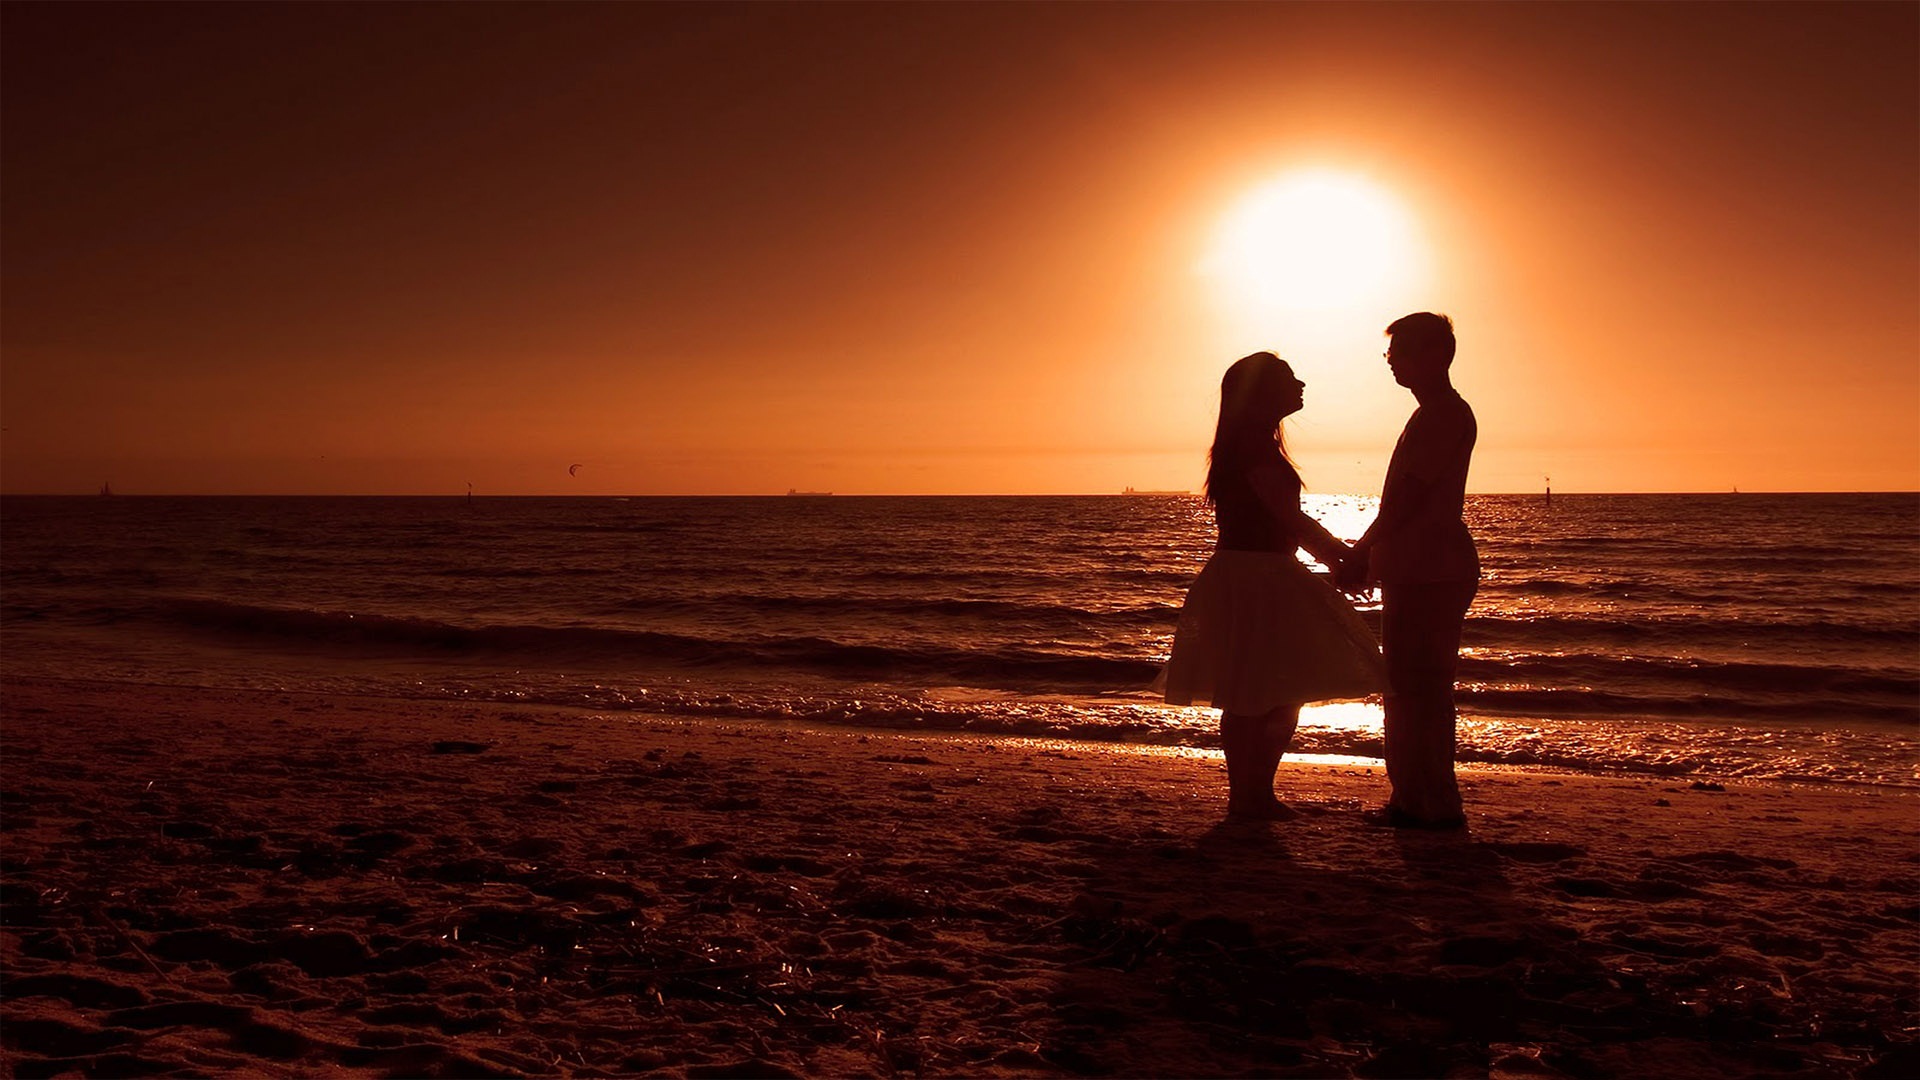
1386,312,1456,365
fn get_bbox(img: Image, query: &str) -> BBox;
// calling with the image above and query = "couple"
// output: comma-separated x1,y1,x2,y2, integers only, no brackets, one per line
1162,312,1478,829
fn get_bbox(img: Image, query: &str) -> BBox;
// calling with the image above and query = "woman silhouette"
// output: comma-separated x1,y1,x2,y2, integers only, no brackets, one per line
1161,352,1385,820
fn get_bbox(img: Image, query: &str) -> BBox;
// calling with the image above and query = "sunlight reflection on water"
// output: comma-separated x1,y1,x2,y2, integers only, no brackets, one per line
1301,700,1384,732
1302,493,1381,545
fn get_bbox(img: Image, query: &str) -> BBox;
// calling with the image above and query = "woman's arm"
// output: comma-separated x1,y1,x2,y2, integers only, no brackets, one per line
1293,509,1352,569
1249,462,1350,569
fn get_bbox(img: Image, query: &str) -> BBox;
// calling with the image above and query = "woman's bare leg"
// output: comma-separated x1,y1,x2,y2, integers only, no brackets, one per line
1219,712,1263,818
1261,704,1301,784
1221,707,1299,820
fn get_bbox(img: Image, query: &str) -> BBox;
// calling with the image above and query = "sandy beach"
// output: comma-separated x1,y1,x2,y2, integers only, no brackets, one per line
3,676,1915,1078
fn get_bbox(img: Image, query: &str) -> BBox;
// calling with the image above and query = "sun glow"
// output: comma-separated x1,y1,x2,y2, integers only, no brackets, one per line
1202,169,1426,321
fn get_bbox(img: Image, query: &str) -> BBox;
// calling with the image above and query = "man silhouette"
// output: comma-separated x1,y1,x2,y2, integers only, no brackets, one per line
1338,312,1479,829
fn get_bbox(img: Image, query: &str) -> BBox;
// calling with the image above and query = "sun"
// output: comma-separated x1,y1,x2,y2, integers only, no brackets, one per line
1201,169,1425,320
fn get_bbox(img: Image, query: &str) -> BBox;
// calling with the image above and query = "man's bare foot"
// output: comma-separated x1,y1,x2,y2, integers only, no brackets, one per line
1226,796,1299,822
1362,805,1467,830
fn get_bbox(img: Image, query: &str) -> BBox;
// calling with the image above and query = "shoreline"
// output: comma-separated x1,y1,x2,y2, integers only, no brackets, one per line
4,676,1916,1077
5,672,1912,794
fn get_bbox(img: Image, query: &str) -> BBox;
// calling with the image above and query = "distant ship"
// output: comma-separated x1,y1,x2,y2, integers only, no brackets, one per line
786,489,832,497
1121,487,1189,496
98,482,114,496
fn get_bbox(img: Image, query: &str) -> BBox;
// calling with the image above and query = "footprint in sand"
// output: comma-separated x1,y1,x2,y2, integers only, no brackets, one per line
1553,876,1701,902
1672,849,1797,872
429,740,491,755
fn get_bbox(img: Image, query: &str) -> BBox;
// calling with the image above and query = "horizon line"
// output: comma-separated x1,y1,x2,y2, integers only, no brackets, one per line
5,490,1916,499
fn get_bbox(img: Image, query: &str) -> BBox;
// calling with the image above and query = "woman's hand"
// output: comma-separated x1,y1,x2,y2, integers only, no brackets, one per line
1334,543,1373,595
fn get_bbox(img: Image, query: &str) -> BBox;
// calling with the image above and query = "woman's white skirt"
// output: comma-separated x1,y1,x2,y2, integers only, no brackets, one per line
1159,549,1385,714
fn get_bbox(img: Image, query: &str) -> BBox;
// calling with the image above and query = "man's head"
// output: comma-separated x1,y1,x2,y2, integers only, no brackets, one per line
1384,312,1455,390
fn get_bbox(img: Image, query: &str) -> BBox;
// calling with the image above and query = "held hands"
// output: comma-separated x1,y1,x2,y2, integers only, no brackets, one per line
1333,542,1374,598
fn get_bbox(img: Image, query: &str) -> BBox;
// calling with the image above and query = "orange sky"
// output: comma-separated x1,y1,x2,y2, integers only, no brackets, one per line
4,3,1915,495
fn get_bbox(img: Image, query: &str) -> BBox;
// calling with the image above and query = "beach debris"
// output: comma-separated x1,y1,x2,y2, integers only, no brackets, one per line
83,904,176,986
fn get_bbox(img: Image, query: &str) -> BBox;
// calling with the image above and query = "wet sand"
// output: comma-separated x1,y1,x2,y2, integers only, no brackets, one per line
3,676,1916,1077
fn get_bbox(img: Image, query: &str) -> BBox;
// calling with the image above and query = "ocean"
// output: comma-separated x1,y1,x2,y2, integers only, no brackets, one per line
3,493,1915,788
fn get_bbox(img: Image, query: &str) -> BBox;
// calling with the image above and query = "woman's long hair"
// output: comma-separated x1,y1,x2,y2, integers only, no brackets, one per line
1204,351,1297,506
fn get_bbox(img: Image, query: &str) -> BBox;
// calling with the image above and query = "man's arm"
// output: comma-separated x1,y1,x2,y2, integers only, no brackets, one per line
1349,477,1433,560
1335,480,1431,590
1338,404,1470,586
